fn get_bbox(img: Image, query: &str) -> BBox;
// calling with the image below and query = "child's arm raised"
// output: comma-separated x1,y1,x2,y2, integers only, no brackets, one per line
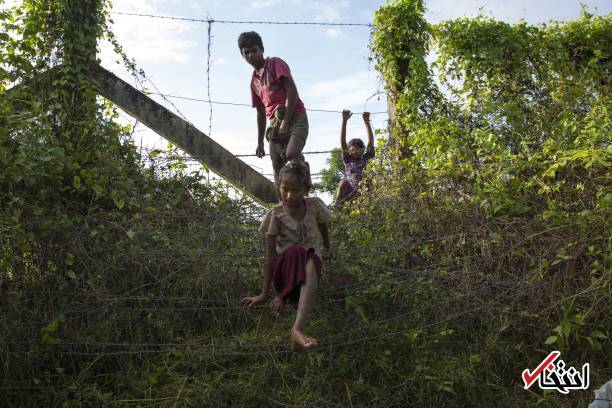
256,104,266,158
363,112,374,150
340,110,352,153
241,234,277,307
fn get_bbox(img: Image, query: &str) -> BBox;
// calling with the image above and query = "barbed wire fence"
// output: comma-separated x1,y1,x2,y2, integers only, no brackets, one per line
0,174,578,356
107,11,375,27
0,141,605,407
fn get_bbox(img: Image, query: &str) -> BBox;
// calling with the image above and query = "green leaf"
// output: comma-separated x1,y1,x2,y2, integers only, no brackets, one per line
544,336,557,345
42,333,59,345
92,184,105,198
469,354,481,364
113,196,125,210
490,232,503,243
148,149,161,158
144,206,158,214
590,330,608,339
126,229,135,239
66,270,76,279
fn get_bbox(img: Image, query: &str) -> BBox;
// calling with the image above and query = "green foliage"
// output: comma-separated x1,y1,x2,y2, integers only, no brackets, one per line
0,3,264,403
351,1,611,405
41,314,65,345
373,1,610,220
313,148,344,195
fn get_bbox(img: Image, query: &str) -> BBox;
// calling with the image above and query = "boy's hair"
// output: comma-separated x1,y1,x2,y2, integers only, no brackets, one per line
237,31,264,53
278,159,312,192
348,138,365,149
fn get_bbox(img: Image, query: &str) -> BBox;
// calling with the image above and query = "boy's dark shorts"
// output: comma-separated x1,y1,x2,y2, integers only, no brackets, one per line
265,106,309,147
266,106,310,184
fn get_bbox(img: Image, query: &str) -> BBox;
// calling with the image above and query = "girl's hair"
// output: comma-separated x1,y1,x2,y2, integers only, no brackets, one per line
278,159,312,192
237,31,264,53
348,138,365,149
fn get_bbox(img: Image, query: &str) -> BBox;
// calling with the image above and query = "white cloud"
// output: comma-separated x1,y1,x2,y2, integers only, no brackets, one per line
251,0,276,8
303,71,384,111
324,28,344,38
99,0,196,65
310,0,350,22
249,0,303,9
215,57,227,65
187,2,212,15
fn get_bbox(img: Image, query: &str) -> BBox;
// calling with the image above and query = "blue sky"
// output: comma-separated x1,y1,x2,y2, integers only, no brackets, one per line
96,0,610,202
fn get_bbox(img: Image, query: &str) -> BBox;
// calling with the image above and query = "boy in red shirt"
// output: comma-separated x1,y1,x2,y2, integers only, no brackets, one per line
238,31,309,186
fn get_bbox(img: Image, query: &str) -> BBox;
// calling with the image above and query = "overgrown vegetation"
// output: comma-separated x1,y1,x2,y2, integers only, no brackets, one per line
313,148,343,197
0,0,609,407
361,0,610,406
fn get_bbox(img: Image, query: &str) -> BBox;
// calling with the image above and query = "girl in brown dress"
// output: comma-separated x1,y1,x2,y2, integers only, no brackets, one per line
241,160,331,350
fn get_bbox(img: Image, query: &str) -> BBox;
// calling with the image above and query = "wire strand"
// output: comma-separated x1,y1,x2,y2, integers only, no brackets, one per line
145,92,387,116
206,19,213,136
109,11,374,27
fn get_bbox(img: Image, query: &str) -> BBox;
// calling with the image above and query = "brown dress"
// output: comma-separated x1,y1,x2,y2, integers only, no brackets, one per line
259,197,331,306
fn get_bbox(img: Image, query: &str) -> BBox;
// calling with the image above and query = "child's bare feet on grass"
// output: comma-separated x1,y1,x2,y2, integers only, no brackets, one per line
291,327,318,350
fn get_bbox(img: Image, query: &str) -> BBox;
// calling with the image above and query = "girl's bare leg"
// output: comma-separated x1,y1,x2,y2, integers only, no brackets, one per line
334,179,346,208
291,258,319,349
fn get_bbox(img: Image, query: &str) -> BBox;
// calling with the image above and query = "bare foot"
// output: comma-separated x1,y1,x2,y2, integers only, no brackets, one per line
291,328,319,350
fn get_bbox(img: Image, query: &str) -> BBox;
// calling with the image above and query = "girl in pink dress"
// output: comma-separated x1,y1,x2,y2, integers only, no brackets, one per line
336,110,375,207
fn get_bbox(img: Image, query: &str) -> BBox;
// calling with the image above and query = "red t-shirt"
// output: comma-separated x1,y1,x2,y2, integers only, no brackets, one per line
251,57,306,119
